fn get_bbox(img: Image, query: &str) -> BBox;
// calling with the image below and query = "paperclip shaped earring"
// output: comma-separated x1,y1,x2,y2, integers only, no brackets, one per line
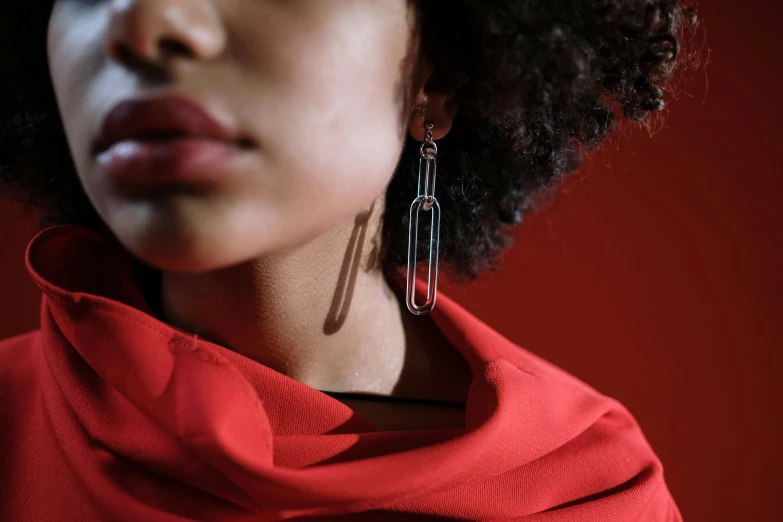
406,121,441,315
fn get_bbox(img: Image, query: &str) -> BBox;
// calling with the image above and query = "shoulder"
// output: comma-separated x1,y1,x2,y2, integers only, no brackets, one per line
0,329,42,407
0,328,41,367
490,333,682,520
0,329,44,472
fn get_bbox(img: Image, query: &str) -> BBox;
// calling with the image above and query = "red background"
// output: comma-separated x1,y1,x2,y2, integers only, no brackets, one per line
1,2,779,520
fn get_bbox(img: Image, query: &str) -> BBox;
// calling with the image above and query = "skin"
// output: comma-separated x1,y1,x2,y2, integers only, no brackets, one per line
46,0,472,408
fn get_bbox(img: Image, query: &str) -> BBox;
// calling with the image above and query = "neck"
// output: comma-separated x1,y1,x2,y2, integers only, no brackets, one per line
145,196,456,397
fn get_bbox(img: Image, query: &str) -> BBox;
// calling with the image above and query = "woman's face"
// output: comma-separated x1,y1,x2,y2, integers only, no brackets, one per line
47,0,424,272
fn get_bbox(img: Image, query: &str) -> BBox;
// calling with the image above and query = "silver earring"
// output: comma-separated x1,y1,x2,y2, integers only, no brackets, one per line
406,120,441,315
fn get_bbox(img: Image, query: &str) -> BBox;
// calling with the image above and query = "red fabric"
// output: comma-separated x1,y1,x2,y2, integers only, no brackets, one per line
0,224,681,521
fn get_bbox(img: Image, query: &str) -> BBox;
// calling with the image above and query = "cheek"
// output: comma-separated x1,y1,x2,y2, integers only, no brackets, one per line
235,2,412,219
47,5,106,180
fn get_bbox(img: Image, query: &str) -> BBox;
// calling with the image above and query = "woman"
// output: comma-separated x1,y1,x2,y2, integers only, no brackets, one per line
0,0,696,520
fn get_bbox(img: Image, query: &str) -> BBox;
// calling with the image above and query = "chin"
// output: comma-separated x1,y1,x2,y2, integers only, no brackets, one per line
111,222,256,274
126,241,238,274
95,197,258,273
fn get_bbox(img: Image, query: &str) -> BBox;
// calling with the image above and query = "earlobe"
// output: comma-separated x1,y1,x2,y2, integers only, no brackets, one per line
408,91,456,142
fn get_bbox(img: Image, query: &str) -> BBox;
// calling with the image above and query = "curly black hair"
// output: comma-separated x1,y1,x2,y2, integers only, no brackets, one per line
0,0,698,282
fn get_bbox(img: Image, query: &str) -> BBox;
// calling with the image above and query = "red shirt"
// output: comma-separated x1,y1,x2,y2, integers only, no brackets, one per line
0,224,682,521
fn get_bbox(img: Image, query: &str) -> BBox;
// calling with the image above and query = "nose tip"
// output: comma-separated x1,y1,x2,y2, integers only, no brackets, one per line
106,0,226,67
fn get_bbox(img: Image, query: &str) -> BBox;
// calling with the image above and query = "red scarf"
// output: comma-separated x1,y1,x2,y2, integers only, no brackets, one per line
0,224,681,521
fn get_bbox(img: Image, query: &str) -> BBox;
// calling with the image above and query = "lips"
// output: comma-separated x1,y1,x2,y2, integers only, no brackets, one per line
92,95,252,156
91,95,256,186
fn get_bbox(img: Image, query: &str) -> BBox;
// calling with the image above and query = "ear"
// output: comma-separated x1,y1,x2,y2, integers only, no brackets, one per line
407,60,457,142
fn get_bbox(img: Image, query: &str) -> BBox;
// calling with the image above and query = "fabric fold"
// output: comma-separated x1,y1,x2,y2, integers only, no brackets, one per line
0,223,682,521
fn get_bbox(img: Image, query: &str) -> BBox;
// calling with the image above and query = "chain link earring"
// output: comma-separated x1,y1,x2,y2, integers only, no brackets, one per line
406,120,441,315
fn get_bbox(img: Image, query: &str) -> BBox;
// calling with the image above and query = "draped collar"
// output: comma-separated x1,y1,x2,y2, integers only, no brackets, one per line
23,223,623,520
